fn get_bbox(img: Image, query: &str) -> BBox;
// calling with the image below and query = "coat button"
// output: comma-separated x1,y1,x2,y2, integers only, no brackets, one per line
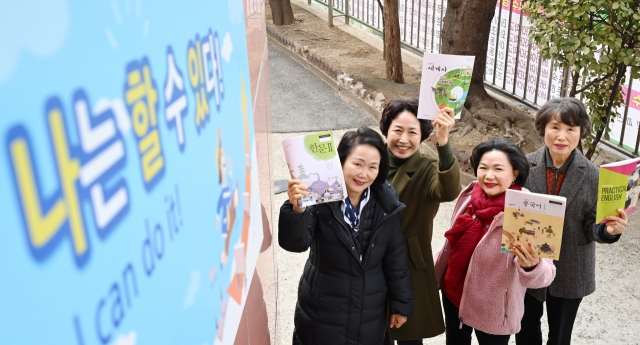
328,221,332,224
352,247,355,250
315,211,319,215
371,244,375,248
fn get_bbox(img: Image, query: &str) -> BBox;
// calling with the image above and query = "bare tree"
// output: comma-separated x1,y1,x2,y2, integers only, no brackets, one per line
383,0,404,83
269,0,295,25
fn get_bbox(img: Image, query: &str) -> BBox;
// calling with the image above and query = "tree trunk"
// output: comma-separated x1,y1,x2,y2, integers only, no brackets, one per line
376,0,386,58
383,0,404,83
440,0,496,109
269,0,295,25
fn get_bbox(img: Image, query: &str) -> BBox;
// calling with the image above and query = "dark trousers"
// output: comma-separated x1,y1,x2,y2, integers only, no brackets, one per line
382,330,423,345
515,291,583,345
442,294,510,345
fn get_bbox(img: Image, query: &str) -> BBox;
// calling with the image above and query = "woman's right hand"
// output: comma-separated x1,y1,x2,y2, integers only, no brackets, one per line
287,179,308,214
390,314,407,328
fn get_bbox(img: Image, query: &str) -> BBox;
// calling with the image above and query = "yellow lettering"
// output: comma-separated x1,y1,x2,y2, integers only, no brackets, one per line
139,129,164,183
194,88,210,127
187,47,200,88
49,108,87,256
10,138,66,247
142,66,158,126
132,101,149,137
196,39,205,85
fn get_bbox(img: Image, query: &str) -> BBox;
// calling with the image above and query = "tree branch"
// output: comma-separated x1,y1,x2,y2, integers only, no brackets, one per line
569,70,580,97
376,0,383,11
574,69,618,94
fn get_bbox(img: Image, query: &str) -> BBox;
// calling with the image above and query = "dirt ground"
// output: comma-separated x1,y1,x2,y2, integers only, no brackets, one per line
266,1,540,160
264,1,630,165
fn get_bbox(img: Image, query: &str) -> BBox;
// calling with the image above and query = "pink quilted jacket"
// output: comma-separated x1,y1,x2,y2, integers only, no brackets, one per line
434,182,556,335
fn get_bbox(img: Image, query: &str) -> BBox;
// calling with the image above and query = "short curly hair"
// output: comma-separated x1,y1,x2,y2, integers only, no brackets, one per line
379,99,433,142
470,138,529,187
534,97,591,139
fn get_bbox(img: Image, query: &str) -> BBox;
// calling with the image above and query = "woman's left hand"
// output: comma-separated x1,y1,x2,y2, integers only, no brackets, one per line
513,236,539,270
605,209,628,236
390,314,407,328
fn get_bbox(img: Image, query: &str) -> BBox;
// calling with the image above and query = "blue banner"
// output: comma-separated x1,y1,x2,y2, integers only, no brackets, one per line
0,1,265,344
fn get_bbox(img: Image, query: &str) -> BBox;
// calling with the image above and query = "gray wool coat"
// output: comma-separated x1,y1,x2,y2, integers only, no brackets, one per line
525,147,618,301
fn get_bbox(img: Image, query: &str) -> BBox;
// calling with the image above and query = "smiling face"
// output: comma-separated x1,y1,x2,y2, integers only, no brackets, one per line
476,150,519,198
342,144,381,203
386,111,422,159
544,115,581,166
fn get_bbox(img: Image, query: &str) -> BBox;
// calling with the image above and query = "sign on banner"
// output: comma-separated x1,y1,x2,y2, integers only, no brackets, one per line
486,0,563,104
610,83,640,151
0,1,266,345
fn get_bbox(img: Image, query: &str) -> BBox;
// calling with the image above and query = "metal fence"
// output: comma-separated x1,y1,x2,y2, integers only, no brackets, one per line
310,0,640,156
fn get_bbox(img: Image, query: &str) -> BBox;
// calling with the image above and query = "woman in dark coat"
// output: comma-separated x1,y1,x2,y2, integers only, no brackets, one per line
515,97,628,345
279,127,414,345
380,100,461,344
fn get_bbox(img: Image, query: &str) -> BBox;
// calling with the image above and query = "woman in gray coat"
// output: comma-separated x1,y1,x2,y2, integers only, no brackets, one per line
515,98,629,345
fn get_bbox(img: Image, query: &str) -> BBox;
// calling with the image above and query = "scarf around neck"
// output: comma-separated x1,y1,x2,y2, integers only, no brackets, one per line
343,187,370,234
442,182,522,307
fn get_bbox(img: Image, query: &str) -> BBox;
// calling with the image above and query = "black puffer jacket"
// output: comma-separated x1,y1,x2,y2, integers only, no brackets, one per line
279,181,414,345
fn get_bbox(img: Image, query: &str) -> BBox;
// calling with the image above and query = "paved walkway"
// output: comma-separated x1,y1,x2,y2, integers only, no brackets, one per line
269,44,376,133
268,31,640,344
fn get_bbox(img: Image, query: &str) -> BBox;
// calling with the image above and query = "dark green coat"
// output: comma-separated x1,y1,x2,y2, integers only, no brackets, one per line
389,149,461,340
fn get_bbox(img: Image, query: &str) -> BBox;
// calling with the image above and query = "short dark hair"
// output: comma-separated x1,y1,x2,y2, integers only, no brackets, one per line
379,99,433,142
534,97,591,139
338,127,389,186
470,138,529,187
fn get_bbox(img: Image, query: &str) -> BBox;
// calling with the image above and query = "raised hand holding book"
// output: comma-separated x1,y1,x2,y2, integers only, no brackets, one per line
282,131,346,208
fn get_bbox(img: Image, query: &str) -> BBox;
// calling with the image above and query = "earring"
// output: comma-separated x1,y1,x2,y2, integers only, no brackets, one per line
511,180,515,186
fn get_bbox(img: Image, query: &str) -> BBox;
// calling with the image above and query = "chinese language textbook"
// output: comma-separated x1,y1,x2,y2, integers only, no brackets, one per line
282,131,346,207
596,157,640,223
502,189,566,260
417,53,475,120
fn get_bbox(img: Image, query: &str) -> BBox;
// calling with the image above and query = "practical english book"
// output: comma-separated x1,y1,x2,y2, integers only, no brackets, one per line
502,189,567,260
282,131,346,207
596,157,640,223
417,53,475,120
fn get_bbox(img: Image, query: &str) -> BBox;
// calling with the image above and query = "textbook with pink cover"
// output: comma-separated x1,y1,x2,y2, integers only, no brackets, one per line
596,157,640,223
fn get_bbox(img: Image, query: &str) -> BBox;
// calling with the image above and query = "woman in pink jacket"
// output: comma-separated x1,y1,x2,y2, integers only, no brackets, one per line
434,138,556,345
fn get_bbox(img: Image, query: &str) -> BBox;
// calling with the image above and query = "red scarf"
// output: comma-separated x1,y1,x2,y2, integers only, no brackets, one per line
441,182,522,307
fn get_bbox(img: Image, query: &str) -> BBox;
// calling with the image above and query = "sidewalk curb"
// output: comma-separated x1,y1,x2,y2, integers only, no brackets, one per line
266,23,385,120
266,22,477,186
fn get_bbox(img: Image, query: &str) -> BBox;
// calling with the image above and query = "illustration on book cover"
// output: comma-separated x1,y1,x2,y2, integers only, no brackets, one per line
502,189,566,260
417,53,475,120
282,131,346,207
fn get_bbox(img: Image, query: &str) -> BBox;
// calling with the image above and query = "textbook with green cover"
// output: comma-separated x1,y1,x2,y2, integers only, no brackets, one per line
502,189,567,260
417,53,475,120
282,131,346,207
596,157,640,223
